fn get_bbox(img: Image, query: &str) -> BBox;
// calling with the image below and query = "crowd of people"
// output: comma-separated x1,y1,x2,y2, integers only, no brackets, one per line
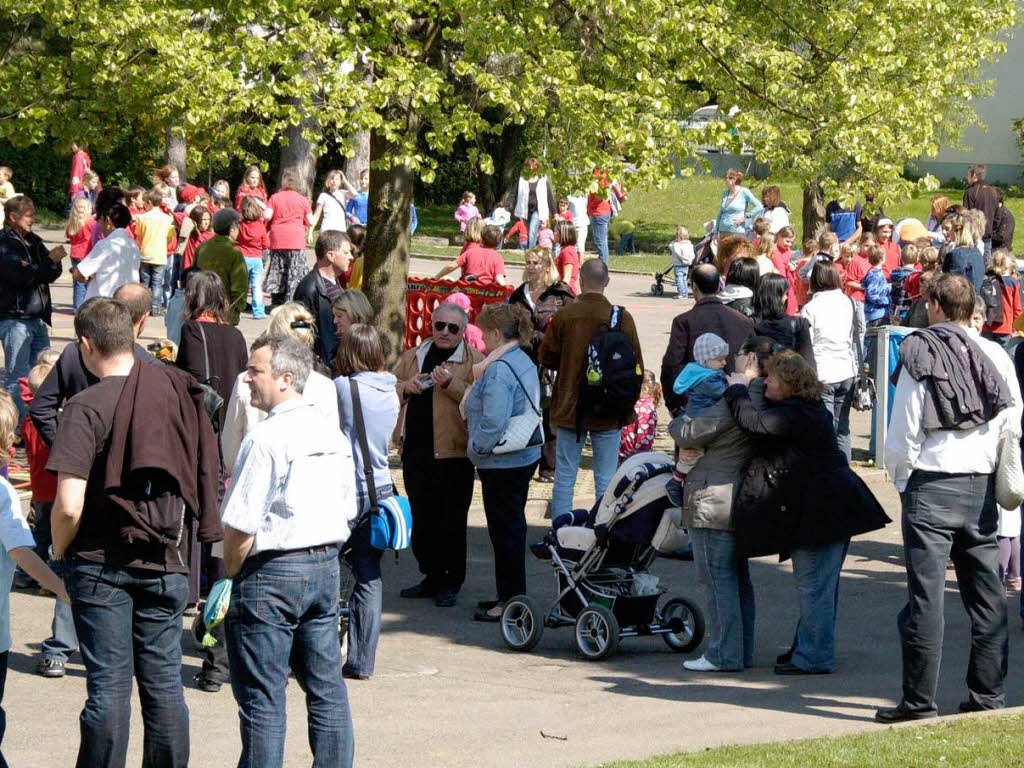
0,149,1021,766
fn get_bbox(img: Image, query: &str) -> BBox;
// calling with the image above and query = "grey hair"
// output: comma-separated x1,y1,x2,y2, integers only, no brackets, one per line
433,302,468,328
251,333,314,393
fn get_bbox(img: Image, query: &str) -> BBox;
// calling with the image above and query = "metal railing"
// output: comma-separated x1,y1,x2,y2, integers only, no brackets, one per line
865,325,890,471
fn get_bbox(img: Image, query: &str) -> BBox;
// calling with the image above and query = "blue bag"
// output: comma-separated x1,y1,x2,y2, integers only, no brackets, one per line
350,378,413,551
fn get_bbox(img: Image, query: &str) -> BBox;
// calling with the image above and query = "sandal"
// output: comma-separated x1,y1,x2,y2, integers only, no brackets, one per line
473,603,504,622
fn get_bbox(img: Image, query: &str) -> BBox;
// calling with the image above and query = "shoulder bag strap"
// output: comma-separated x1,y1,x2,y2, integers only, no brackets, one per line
848,296,864,372
197,321,212,383
348,378,378,505
494,358,541,416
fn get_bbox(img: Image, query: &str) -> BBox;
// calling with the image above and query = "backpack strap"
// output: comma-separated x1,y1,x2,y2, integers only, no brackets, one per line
609,305,622,332
348,378,378,511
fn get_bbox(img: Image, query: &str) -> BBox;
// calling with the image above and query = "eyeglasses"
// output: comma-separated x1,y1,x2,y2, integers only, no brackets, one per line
434,321,462,334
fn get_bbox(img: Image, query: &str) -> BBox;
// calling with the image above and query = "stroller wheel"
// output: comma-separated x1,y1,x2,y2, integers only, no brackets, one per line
650,282,663,296
574,604,619,661
501,595,544,652
660,597,705,653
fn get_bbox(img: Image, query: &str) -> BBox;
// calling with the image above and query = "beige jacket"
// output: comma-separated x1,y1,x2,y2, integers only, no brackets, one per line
393,339,483,459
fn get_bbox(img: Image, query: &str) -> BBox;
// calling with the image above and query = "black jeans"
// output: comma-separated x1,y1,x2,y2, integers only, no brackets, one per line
898,471,1008,713
479,462,539,601
68,559,190,768
403,456,475,591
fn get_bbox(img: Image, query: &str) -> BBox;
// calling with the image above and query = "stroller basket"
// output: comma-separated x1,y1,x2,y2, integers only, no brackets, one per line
557,570,662,627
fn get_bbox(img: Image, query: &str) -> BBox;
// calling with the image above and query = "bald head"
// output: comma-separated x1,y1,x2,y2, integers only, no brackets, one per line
692,264,720,298
113,283,153,330
580,258,610,294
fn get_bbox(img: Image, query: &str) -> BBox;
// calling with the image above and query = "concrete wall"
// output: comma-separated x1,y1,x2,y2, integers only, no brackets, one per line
915,25,1024,184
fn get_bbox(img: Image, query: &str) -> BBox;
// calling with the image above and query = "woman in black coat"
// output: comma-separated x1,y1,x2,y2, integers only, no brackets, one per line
752,274,815,367
724,350,889,676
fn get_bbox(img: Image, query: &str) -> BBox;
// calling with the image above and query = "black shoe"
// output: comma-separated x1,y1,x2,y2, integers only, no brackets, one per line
874,705,938,723
193,673,222,693
342,667,370,681
957,699,999,714
400,580,438,599
536,473,554,483
776,649,793,665
473,604,504,622
476,599,500,610
38,657,66,678
435,589,458,608
773,662,830,676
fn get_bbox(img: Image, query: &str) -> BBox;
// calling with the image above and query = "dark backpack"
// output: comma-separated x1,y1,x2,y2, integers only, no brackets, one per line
981,275,1003,325
577,306,642,437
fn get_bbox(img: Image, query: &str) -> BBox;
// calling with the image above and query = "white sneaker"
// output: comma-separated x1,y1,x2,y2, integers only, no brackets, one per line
683,655,720,672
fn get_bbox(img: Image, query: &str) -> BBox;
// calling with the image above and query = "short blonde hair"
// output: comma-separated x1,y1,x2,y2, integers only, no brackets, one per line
268,302,316,349
27,363,52,393
901,243,919,266
464,217,483,245
35,349,61,366
676,225,689,240
991,249,1016,277
919,246,940,272
965,209,987,241
0,392,18,456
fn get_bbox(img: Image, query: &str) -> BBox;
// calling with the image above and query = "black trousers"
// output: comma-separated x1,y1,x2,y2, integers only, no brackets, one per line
403,456,475,591
479,462,538,602
539,407,556,477
898,471,1008,713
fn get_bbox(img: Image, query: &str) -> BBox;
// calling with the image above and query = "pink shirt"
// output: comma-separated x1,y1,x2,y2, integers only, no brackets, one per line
267,190,312,251
456,244,506,285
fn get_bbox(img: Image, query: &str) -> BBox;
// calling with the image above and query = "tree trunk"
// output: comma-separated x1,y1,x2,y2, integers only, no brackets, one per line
363,126,417,364
165,127,187,181
495,121,524,209
345,130,371,179
802,180,827,239
278,114,317,197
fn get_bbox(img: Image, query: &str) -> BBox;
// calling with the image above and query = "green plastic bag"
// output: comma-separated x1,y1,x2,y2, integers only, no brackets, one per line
201,578,232,647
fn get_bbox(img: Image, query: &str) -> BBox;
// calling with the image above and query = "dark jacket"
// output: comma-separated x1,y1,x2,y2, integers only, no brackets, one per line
895,322,1012,431
943,246,986,292
175,320,248,430
29,342,156,446
724,383,890,559
993,206,1015,251
539,292,643,431
963,181,1000,240
293,268,338,371
752,314,816,368
0,227,63,324
105,360,222,545
509,280,576,359
661,297,754,414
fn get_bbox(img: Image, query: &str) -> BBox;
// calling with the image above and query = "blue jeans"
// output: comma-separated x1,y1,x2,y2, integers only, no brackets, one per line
673,265,689,298
139,263,165,312
552,427,620,520
41,554,78,663
690,528,755,669
616,232,636,255
67,558,190,768
0,317,49,426
789,538,849,672
227,547,353,768
71,259,87,312
342,512,383,678
162,255,180,308
591,214,611,264
244,257,266,318
821,378,854,462
527,211,541,249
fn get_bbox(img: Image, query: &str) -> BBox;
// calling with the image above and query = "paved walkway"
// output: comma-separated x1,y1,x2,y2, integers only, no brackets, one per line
5,237,1023,767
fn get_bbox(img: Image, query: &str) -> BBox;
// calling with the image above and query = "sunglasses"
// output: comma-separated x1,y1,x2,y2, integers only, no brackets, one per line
434,321,462,334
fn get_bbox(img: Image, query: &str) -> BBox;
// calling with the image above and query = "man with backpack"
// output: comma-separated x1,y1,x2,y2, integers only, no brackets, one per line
47,297,222,767
540,258,643,521
220,334,358,768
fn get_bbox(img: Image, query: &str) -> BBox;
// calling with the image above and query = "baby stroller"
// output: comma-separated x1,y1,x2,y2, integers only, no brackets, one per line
500,452,705,660
651,220,716,297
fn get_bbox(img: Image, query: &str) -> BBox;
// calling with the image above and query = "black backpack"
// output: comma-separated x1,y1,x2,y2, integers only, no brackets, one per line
981,275,1003,325
577,306,642,437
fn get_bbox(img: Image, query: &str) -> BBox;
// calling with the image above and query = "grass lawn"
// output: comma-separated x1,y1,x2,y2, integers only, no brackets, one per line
595,713,1023,768
414,176,1024,260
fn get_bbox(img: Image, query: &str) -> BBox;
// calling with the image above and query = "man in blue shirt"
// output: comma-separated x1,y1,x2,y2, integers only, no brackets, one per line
825,198,863,246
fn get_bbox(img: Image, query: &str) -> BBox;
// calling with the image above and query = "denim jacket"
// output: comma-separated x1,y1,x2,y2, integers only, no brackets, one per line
464,346,542,469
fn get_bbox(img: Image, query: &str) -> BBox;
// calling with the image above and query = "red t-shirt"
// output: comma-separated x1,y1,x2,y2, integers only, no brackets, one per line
587,170,612,217
555,244,580,294
845,255,871,301
880,240,901,278
69,150,91,198
236,218,270,258
235,185,267,212
19,380,56,503
456,244,506,284
267,190,312,250
770,246,798,315
67,219,97,261
183,230,214,269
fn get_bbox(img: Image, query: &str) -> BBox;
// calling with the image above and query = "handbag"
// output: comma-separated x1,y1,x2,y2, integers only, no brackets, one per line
491,359,544,454
995,431,1024,510
349,379,412,551
196,322,225,423
848,297,875,412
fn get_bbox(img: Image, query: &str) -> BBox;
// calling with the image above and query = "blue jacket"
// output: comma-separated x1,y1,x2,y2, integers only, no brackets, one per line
346,192,369,226
464,346,542,469
863,267,891,322
674,363,728,418
335,372,400,511
943,246,986,292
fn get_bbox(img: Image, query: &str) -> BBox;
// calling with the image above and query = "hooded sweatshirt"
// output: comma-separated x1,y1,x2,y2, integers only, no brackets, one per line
673,362,728,418
335,371,400,509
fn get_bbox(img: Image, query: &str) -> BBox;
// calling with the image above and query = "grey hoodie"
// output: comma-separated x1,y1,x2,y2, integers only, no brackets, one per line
335,371,400,508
